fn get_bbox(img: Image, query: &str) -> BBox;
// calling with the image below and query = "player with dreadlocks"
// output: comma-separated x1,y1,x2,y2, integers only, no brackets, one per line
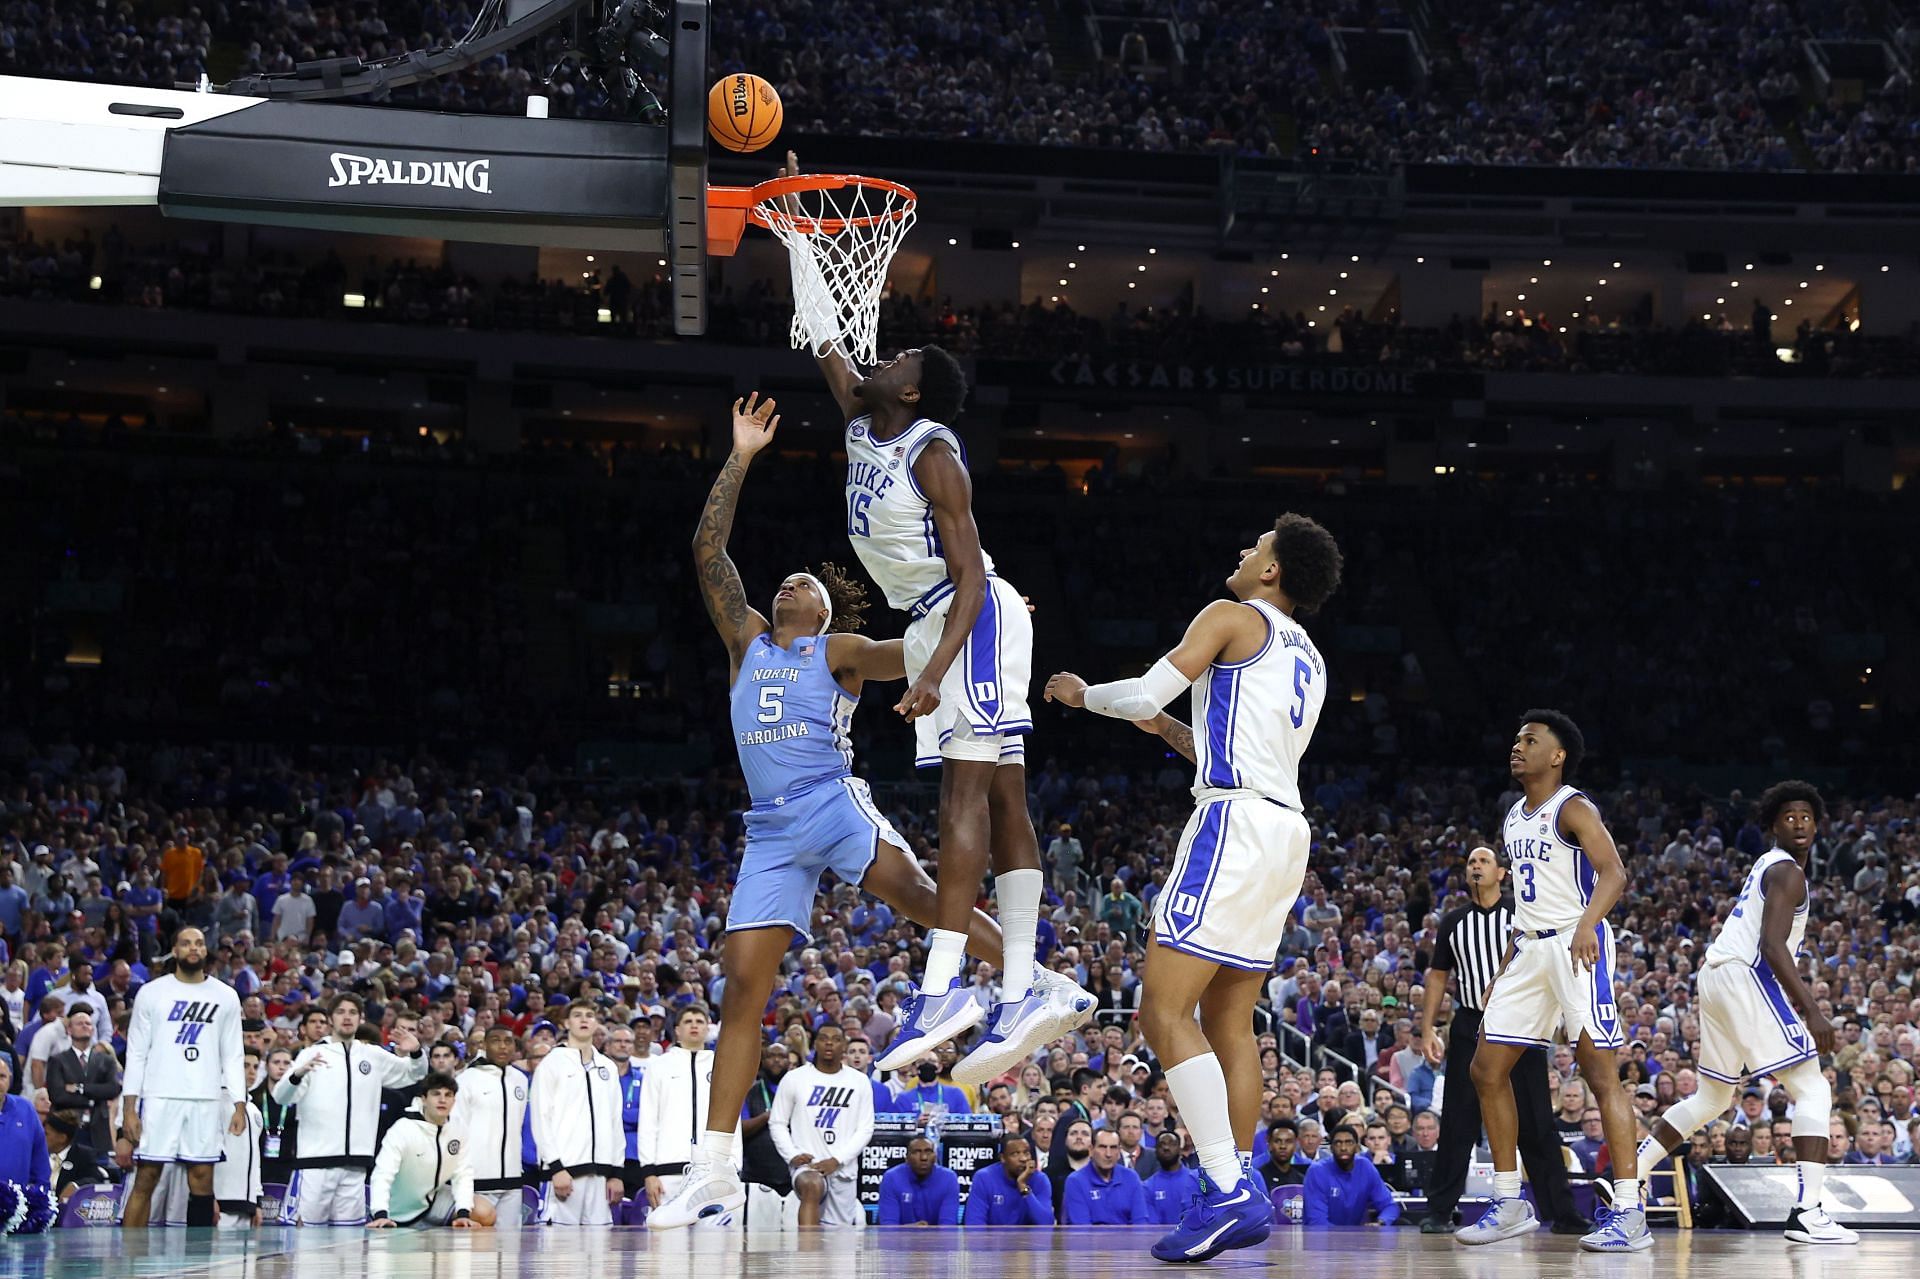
652,392,1030,1228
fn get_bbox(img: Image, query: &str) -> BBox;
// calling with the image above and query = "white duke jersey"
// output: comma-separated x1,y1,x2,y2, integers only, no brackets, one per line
1188,599,1324,809
768,1063,876,1167
123,973,246,1102
1501,786,1601,933
1707,849,1808,967
845,415,996,613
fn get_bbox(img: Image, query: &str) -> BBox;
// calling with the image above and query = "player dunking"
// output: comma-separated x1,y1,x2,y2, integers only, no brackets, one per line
1630,780,1856,1244
650,393,1085,1229
787,152,1089,1087
1046,515,1342,1263
1457,712,1650,1253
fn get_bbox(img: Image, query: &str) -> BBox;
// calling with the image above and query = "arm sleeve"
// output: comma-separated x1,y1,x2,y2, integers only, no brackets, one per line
1368,1162,1400,1223
84,1054,122,1100
841,1076,875,1167
121,988,151,1098
368,1126,405,1216
1026,1172,1054,1225
936,1171,960,1226
631,1064,656,1168
529,1059,554,1167
876,1171,901,1225
220,991,246,1103
1301,1167,1329,1226
768,1072,801,1164
450,1150,475,1212
1062,1173,1089,1224
382,1046,428,1087
1082,657,1190,721
28,1110,49,1190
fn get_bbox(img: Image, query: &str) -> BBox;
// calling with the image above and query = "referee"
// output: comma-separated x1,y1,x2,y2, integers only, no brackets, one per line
1415,845,1582,1234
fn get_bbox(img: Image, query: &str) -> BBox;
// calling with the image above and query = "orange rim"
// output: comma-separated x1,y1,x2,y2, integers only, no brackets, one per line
711,173,916,234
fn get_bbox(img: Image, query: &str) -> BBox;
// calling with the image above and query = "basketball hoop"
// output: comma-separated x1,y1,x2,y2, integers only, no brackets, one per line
708,173,916,366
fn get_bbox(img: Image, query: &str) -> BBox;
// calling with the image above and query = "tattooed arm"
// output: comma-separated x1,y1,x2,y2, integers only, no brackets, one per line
693,393,780,676
1141,712,1197,764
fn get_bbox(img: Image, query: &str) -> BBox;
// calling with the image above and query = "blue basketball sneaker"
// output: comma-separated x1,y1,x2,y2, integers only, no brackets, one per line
872,976,987,1072
1150,1177,1272,1263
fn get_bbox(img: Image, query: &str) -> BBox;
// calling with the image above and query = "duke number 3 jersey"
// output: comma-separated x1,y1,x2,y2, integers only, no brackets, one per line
844,415,997,614
1500,785,1601,933
730,633,855,805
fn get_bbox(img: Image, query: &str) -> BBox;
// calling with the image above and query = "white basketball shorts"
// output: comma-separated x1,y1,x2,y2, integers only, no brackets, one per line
1152,792,1310,970
1479,921,1624,1051
796,1168,865,1227
1696,957,1818,1083
542,1173,612,1226
135,1097,228,1165
293,1167,369,1226
903,575,1033,769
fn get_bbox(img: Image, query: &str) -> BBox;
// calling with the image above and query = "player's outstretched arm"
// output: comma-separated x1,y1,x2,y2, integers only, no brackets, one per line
1045,599,1256,719
694,393,778,670
832,635,907,687
780,151,864,417
1136,712,1196,763
1562,797,1628,970
1756,860,1833,1053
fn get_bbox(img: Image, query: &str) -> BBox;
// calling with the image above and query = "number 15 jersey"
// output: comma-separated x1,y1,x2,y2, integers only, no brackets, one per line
1501,785,1600,933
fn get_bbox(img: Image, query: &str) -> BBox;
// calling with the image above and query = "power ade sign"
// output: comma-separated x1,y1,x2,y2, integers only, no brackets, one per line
857,1115,1004,1212
328,153,492,193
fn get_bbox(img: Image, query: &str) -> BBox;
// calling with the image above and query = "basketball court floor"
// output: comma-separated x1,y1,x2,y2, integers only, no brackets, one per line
9,1226,1898,1279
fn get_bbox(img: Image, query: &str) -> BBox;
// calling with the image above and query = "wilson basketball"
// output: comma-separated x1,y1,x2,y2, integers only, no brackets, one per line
708,74,783,153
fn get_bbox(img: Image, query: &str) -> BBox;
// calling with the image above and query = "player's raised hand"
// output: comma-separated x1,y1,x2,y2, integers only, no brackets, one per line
1569,928,1599,973
731,392,780,458
1044,672,1088,708
393,1027,421,1055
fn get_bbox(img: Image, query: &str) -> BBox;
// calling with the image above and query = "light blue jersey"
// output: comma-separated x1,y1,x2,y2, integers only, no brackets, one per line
726,631,903,943
730,632,855,805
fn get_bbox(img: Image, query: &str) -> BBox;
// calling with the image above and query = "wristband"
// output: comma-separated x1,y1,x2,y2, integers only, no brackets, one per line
370,1210,390,1221
453,1209,471,1221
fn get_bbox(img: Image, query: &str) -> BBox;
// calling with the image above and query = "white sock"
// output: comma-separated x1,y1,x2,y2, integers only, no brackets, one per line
1238,1150,1253,1177
1797,1159,1823,1209
701,1129,735,1163
995,869,1043,1001
1635,1135,1666,1182
922,929,968,990
1492,1170,1521,1200
1164,1054,1242,1192
1612,1179,1641,1210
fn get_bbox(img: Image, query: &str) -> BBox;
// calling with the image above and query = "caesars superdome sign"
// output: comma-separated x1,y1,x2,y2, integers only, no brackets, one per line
973,357,1479,401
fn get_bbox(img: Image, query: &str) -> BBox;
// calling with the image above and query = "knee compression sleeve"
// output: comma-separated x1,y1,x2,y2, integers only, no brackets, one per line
1780,1058,1831,1137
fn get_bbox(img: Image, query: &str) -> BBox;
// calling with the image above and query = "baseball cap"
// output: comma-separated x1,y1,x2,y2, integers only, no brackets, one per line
354,877,370,888
1635,1083,1657,1099
336,950,356,967
530,1019,558,1038
31,844,52,859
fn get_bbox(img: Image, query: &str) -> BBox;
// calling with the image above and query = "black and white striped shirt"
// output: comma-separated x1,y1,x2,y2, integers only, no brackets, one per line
1431,895,1514,1011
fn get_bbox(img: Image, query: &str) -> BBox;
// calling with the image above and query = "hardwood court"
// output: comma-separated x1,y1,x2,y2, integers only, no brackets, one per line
11,1225,1910,1279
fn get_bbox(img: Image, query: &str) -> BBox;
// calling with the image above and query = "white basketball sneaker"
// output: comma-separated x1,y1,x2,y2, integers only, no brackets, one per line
1785,1205,1859,1245
952,968,1096,1086
646,1151,744,1230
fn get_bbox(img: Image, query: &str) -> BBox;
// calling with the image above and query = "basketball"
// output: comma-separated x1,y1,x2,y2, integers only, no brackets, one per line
707,73,783,153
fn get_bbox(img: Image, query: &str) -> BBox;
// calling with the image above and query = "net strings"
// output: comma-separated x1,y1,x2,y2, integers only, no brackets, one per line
765,184,917,367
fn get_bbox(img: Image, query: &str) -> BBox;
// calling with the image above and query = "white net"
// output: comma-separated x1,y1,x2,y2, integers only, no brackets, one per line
757,178,916,367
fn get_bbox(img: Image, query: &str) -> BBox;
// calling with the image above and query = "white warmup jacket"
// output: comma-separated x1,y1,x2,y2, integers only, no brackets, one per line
633,1045,721,1176
272,1037,428,1167
531,1046,625,1178
448,1059,528,1191
214,1099,264,1216
370,1115,475,1223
